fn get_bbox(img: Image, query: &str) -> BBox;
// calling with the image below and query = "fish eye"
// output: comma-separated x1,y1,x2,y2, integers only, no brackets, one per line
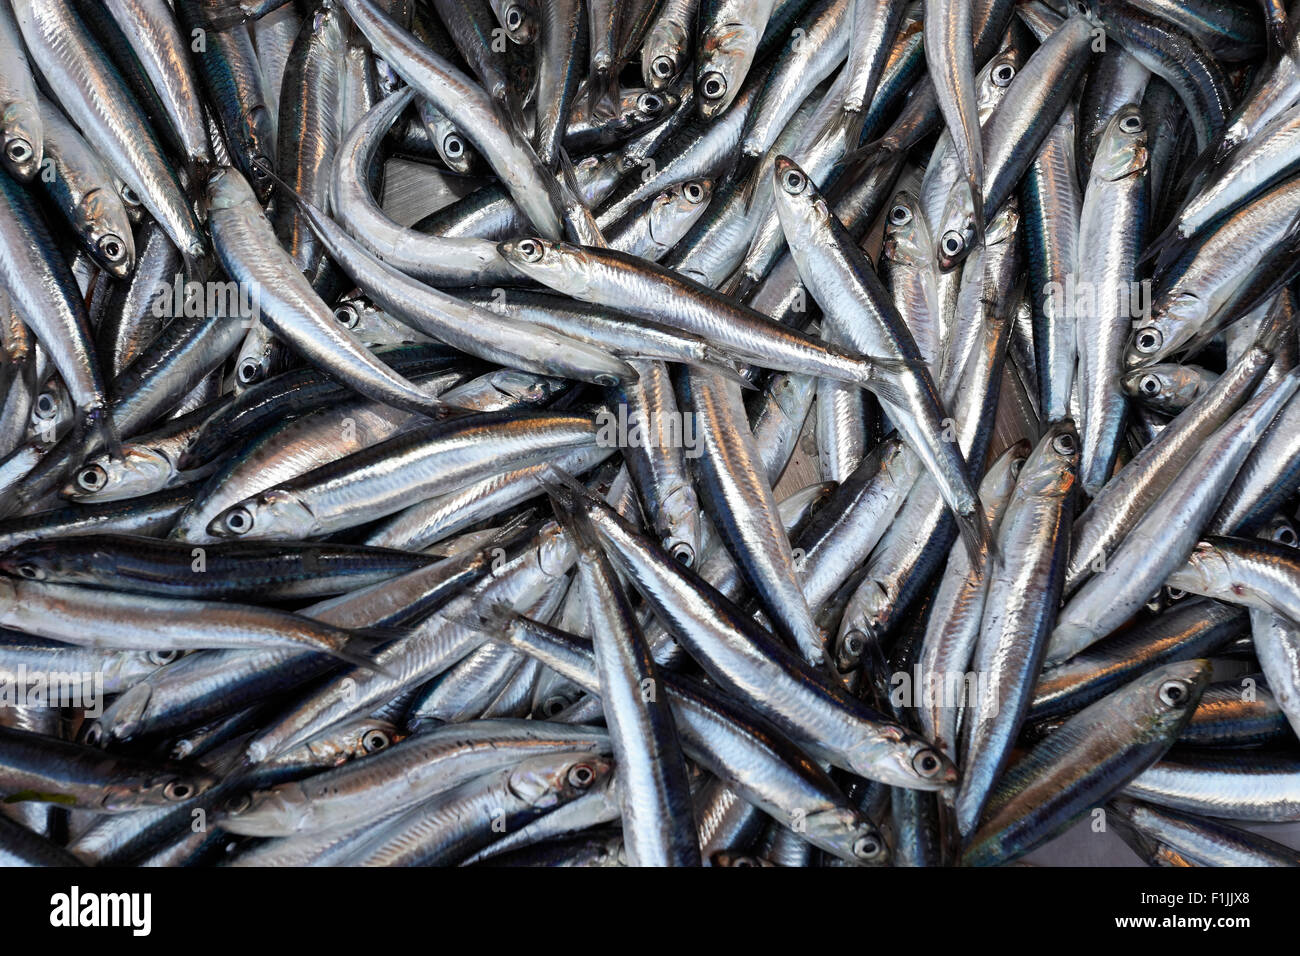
781,168,807,195
1074,1,1090,14
517,238,545,262
542,695,570,716
15,564,42,580
82,724,104,747
992,63,1016,87
567,763,596,788
120,184,141,206
652,55,676,79
1120,113,1145,134
5,139,32,164
77,465,108,492
97,234,126,263
237,357,265,385
911,748,943,778
1275,526,1298,547
442,134,464,159
1139,374,1161,395
1165,587,1186,601
853,833,885,861
1010,456,1027,477
147,649,181,666
683,182,705,204
639,93,664,114
505,5,524,30
841,631,866,659
34,392,59,420
889,204,912,226
670,542,695,566
362,729,391,753
593,373,621,386
700,71,727,100
1052,433,1076,456
334,304,360,328
941,231,965,258
223,506,254,535
1158,679,1192,707
1135,328,1163,354
223,793,252,815
164,780,194,802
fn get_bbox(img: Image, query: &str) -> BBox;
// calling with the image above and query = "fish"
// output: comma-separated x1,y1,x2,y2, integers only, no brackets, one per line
0,0,1297,871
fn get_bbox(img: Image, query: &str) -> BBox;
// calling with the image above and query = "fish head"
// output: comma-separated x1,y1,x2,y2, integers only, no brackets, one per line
497,237,593,296
833,627,868,677
83,681,153,748
976,49,1021,121
771,155,832,247
935,180,977,272
1121,364,1204,413
881,190,931,267
508,752,614,811
984,439,1032,506
1018,420,1081,498
642,17,691,89
1262,516,1299,550
208,489,316,540
217,784,312,837
205,165,261,213
1092,105,1150,184
1125,292,1204,368
63,445,173,503
78,187,136,278
695,20,760,118
0,103,42,181
1127,658,1213,741
806,807,891,866
313,718,402,764
0,538,72,584
852,724,959,792
1164,539,1232,599
620,88,678,132
29,380,70,433
104,765,219,812
647,178,714,252
499,1,537,43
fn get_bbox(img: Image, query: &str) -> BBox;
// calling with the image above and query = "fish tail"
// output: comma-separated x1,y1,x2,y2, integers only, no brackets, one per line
954,496,993,574
586,68,619,122
856,357,928,407
81,404,123,463
196,0,254,32
689,352,757,390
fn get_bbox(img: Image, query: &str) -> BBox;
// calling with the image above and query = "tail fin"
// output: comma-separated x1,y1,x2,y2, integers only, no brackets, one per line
1139,216,1190,267
333,627,407,677
954,495,993,572
738,157,771,213
968,169,987,250
80,405,122,463
685,353,757,391
857,357,929,408
198,0,261,32
586,69,619,123
717,266,753,300
719,152,759,202
442,599,527,644
539,467,604,558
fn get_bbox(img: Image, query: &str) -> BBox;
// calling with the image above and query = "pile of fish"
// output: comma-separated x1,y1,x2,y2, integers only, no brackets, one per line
2,0,1300,869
